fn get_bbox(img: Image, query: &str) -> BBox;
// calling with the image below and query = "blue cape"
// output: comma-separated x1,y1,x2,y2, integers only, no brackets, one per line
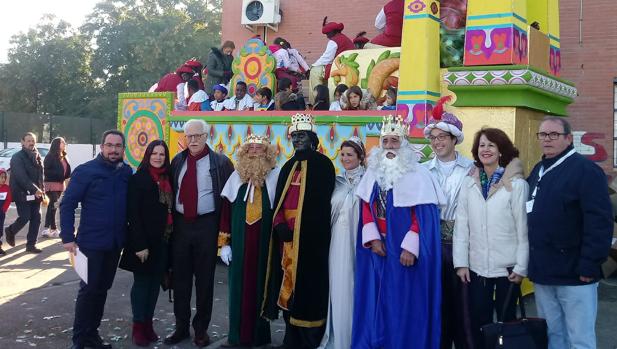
352,184,442,348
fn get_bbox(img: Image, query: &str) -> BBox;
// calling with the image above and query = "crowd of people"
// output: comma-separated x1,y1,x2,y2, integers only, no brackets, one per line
149,0,407,114
0,1,612,348
0,100,601,349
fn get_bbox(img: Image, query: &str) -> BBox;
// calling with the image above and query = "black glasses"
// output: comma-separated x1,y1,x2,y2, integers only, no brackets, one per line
428,134,452,142
536,132,566,140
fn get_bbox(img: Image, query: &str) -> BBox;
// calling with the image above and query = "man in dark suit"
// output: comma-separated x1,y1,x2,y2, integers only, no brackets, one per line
5,132,44,253
164,119,234,347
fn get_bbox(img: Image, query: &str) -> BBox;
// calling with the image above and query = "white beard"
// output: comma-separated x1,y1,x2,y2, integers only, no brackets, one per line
367,142,419,191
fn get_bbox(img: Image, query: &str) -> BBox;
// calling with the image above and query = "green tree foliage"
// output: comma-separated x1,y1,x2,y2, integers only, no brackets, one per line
0,15,92,116
0,0,222,118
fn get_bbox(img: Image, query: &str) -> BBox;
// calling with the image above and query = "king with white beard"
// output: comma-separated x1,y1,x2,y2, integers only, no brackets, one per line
351,115,446,349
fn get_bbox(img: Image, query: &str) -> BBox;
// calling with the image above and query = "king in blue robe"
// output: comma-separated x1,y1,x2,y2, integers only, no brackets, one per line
352,118,445,349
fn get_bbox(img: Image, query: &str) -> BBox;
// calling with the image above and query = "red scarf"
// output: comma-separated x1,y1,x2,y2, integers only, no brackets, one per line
178,147,209,220
148,166,173,226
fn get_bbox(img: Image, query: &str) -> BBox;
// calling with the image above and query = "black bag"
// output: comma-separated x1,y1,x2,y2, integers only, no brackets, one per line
480,283,548,348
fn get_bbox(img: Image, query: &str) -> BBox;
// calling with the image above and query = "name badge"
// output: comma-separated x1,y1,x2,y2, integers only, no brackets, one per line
526,200,534,213
26,195,35,201
0,193,6,200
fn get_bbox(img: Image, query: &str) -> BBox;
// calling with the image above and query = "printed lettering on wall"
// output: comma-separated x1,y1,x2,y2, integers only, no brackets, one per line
573,131,608,163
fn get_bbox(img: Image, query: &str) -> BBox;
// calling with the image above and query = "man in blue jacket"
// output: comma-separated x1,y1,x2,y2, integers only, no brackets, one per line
527,117,613,349
60,130,133,349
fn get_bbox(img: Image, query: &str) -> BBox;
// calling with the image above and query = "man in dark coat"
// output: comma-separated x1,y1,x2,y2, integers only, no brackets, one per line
164,119,234,347
204,41,235,96
60,130,133,349
527,116,613,349
4,132,44,253
262,113,335,349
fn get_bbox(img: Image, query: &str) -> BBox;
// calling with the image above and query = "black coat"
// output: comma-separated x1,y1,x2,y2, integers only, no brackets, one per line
527,145,613,285
204,47,233,95
119,170,170,274
262,150,335,324
10,148,44,202
43,155,71,183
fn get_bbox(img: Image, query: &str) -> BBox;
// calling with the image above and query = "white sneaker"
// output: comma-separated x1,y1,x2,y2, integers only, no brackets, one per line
41,229,51,238
50,229,60,238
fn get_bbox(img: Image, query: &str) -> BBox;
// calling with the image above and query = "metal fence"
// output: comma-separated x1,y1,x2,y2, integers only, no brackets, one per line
0,112,116,146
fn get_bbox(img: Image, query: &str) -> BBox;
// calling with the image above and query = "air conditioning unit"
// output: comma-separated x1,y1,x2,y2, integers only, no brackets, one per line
241,0,281,26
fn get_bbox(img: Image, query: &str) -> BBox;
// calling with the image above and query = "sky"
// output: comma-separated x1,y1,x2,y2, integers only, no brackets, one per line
0,0,99,63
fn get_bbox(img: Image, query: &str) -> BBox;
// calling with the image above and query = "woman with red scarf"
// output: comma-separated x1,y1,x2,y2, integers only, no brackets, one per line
119,140,174,347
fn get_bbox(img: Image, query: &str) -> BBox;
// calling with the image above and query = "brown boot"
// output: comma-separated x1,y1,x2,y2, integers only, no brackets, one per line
132,322,150,347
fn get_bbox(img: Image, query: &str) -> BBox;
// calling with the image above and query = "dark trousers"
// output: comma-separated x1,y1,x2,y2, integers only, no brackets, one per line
72,248,121,345
7,200,41,247
441,242,474,349
131,272,162,322
171,213,219,335
469,271,519,349
44,191,62,229
0,212,6,241
282,311,325,349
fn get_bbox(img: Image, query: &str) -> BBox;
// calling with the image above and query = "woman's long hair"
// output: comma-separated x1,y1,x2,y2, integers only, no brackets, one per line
313,85,330,110
48,137,67,159
138,140,171,173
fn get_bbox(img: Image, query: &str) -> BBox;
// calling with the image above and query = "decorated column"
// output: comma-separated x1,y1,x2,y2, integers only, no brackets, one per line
463,0,528,66
547,0,561,76
397,0,441,138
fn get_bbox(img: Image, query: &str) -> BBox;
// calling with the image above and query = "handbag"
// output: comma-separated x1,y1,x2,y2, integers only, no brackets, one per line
480,282,548,348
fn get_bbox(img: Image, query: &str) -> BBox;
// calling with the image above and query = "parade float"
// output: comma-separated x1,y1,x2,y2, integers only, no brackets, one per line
118,0,575,175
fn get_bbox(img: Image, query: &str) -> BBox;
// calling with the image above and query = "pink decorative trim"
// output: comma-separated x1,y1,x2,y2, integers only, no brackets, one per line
362,223,381,248
401,231,419,258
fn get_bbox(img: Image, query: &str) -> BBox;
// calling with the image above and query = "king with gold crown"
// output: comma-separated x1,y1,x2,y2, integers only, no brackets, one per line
352,114,446,349
262,113,335,348
218,133,280,348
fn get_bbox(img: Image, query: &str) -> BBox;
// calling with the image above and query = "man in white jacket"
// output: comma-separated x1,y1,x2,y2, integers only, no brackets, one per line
423,96,474,348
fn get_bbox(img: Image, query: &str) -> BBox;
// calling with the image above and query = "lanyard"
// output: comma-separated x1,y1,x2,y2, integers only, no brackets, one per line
530,148,576,199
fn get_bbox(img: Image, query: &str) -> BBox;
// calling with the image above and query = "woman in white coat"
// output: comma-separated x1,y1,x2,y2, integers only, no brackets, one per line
453,128,529,347
320,137,366,349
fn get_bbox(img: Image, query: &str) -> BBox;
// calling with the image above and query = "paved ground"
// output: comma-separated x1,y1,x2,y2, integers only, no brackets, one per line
0,206,615,348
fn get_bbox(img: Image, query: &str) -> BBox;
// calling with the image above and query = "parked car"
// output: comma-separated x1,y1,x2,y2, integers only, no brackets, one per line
0,147,49,172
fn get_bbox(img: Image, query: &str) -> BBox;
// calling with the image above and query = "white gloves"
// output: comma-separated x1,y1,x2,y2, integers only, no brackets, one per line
220,245,232,265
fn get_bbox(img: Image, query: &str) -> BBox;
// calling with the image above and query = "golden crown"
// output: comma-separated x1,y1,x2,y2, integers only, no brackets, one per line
381,115,409,138
244,134,270,145
288,113,317,135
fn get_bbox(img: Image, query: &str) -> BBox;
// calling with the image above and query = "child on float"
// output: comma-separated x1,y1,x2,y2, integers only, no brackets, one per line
329,84,348,111
340,86,377,110
210,84,229,111
253,87,275,111
312,85,331,111
275,78,305,111
379,86,397,111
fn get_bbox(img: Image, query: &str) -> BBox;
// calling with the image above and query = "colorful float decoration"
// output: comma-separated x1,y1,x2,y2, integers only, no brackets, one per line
120,0,574,176
229,38,277,97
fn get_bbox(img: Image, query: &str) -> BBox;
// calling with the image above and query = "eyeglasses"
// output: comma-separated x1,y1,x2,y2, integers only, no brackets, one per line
185,133,205,141
536,132,567,140
103,143,124,149
428,134,451,142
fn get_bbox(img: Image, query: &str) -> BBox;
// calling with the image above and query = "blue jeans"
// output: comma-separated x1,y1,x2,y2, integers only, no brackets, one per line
534,282,598,349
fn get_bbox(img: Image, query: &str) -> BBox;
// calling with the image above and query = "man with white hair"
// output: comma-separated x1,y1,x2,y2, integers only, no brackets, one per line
352,115,445,349
165,119,234,347
423,96,474,348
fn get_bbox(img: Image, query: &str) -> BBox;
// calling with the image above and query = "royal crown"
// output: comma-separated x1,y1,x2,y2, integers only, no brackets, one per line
381,115,409,138
244,134,270,145
288,113,317,135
